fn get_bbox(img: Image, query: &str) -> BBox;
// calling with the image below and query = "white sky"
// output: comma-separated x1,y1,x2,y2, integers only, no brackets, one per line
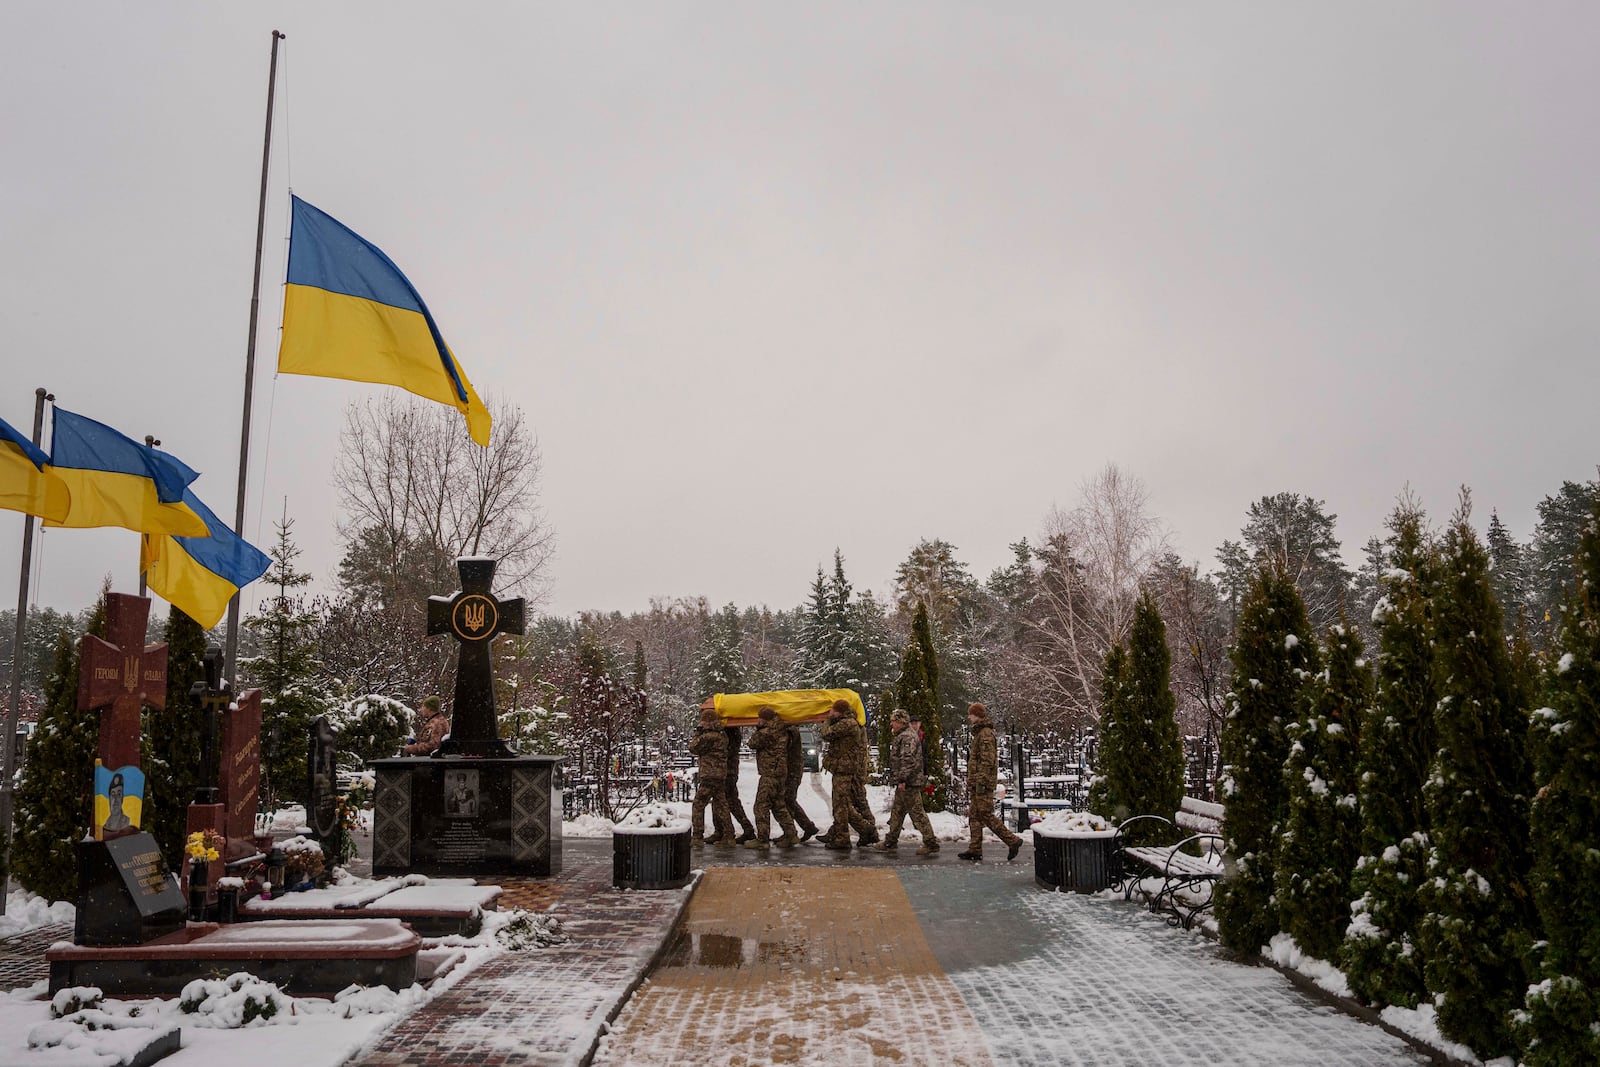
3,3,1596,620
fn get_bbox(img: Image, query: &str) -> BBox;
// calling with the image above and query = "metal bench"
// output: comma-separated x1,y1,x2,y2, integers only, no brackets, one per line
1114,796,1225,930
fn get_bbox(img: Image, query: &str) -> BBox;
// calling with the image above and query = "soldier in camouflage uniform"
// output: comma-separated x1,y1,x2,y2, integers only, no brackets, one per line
959,702,1022,861
690,708,735,846
784,724,820,842
821,699,878,849
874,709,939,855
723,725,758,844
744,707,799,849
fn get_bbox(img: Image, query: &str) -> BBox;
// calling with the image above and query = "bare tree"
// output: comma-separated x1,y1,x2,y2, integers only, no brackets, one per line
1025,464,1170,726
333,393,554,607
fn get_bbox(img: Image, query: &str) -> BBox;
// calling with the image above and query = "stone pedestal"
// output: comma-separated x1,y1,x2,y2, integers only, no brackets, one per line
369,756,562,877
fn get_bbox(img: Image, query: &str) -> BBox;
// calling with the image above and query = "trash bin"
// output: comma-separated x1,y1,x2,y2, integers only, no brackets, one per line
1033,826,1117,893
612,827,692,890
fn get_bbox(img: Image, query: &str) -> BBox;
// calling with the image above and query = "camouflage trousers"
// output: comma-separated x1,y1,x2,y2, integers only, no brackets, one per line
725,776,756,836
784,772,819,835
827,773,877,840
753,776,797,842
692,779,732,841
968,790,1021,851
885,784,936,846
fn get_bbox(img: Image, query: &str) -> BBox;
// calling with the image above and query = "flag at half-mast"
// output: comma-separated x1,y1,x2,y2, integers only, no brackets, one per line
144,488,270,629
45,408,208,538
0,414,70,523
277,195,492,446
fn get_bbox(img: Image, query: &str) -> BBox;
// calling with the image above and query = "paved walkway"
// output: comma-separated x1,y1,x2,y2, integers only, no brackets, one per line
0,922,70,993
351,859,694,1067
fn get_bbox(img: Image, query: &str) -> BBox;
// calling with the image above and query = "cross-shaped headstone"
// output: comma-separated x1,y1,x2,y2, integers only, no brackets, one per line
189,646,230,804
426,557,525,758
79,594,167,777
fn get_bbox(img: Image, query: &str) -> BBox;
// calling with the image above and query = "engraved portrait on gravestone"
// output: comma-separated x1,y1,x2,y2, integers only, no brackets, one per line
445,770,479,818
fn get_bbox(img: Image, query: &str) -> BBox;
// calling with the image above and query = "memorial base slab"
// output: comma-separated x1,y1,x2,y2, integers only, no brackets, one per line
369,756,562,878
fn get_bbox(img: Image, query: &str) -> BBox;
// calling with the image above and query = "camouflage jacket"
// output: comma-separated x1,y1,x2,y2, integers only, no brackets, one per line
889,725,926,788
785,727,805,778
723,726,743,785
403,712,450,755
967,721,998,795
748,720,791,781
821,715,861,775
690,725,729,781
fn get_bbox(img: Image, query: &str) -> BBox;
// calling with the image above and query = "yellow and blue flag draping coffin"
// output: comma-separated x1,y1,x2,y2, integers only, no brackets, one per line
44,408,208,538
0,414,70,523
703,689,867,727
145,488,271,629
278,195,492,446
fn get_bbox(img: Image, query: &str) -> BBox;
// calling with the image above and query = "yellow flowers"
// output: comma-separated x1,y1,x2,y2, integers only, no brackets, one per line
185,829,224,862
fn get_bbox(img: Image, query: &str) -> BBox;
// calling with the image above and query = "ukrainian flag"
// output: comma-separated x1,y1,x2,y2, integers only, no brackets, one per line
145,488,271,629
278,195,492,446
0,414,70,523
45,409,208,538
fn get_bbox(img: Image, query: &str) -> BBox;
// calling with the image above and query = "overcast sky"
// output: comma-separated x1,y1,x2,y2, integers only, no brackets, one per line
3,3,1596,622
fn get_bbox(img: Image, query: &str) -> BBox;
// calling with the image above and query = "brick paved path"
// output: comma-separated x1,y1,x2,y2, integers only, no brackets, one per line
351,862,694,1067
900,863,1431,1066
594,868,994,1067
0,922,70,993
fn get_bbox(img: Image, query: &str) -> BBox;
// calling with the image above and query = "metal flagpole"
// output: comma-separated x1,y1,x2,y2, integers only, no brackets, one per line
138,435,158,598
225,29,285,688
2,387,52,915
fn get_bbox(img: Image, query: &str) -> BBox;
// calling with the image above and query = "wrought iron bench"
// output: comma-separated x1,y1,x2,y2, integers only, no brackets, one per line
1113,796,1225,930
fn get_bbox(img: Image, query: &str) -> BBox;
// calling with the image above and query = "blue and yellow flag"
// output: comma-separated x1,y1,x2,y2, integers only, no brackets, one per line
0,414,70,523
45,408,209,538
278,196,492,446
145,488,271,629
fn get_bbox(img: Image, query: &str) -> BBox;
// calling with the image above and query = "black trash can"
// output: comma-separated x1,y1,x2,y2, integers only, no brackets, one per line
1034,829,1116,893
612,829,692,890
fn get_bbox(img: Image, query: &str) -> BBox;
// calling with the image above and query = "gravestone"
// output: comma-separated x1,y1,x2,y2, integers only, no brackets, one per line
217,689,263,862
78,594,167,839
73,831,185,947
426,557,525,758
307,716,338,839
370,556,561,877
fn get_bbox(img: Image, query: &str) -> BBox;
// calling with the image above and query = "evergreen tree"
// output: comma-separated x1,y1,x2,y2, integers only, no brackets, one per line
241,516,331,811
875,689,896,773
1090,593,1183,843
332,694,413,768
794,565,847,687
11,591,108,901
1528,479,1600,647
1277,622,1366,962
1487,509,1531,626
1235,493,1355,633
694,603,745,696
1418,492,1539,1059
1519,493,1600,1066
1084,641,1127,822
896,603,945,809
1215,566,1320,954
139,607,207,867
1344,500,1436,1009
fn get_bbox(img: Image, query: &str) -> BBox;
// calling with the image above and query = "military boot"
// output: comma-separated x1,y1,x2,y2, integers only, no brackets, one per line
775,835,799,848
916,842,940,856
872,839,898,852
743,838,771,851
690,836,706,849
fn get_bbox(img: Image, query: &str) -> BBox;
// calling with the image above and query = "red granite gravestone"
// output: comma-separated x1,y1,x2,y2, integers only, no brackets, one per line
77,594,166,840
219,689,263,862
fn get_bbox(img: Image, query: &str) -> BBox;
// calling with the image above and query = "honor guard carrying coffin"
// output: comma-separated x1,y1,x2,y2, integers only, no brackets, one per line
744,707,799,850
690,708,735,847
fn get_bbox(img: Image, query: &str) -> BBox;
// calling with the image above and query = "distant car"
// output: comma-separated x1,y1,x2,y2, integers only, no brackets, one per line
797,724,822,772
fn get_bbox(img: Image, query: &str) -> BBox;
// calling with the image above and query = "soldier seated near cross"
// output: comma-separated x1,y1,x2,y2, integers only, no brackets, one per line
403,696,449,756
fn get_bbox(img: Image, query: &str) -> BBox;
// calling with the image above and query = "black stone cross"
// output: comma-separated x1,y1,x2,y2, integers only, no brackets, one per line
426,557,525,758
189,645,231,804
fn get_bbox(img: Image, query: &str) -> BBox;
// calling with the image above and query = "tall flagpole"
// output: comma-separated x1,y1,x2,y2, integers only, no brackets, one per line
226,29,285,688
2,387,52,915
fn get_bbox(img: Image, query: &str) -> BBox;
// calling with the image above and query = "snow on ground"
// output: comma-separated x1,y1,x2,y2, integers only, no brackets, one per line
562,760,972,841
0,901,559,1067
0,890,74,939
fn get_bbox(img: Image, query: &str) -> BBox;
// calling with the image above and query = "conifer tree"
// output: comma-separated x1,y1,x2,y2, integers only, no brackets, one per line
875,689,896,771
1084,641,1127,822
897,602,945,809
694,603,745,696
11,591,107,901
140,607,207,866
1519,493,1600,1066
242,515,330,810
1121,592,1184,833
1277,622,1366,962
1418,492,1538,1059
1215,566,1320,954
1344,501,1436,1008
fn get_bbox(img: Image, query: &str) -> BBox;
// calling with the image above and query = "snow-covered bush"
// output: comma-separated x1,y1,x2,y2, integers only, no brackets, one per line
179,973,290,1026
